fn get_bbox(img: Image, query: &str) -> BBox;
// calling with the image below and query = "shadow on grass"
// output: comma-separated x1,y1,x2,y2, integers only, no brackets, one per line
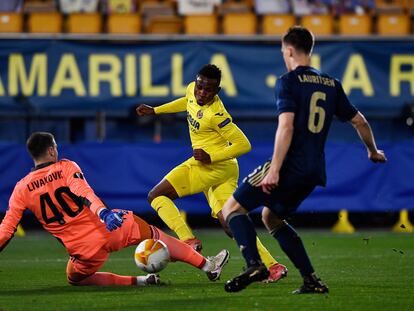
0,281,236,297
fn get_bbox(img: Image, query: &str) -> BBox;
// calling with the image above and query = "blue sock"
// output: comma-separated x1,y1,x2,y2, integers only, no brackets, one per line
272,223,314,277
228,214,262,267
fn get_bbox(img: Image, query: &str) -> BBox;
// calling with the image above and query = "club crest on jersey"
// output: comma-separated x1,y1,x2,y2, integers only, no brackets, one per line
196,110,203,119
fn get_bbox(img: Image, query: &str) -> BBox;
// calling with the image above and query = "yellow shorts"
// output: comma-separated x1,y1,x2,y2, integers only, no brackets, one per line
165,157,239,218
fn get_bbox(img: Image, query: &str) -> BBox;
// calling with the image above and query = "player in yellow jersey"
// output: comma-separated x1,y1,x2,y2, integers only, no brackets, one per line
136,64,287,282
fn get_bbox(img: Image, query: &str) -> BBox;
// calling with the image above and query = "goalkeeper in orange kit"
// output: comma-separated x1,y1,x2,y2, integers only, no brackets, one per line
0,132,229,286
136,64,287,282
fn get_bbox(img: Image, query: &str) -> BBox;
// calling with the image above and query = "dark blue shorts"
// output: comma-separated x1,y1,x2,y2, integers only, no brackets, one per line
233,160,316,219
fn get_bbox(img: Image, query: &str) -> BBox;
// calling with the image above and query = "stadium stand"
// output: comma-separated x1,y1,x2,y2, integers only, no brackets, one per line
0,0,412,35
300,14,334,35
0,0,23,12
217,0,253,14
0,12,23,32
222,12,257,35
140,0,176,31
331,0,375,16
28,12,63,33
338,14,372,35
66,13,102,33
146,15,182,34
177,0,218,15
107,13,141,34
261,14,296,35
59,0,99,13
184,14,218,35
104,0,136,13
254,0,291,15
23,0,57,13
376,0,406,13
377,13,410,34
292,0,329,16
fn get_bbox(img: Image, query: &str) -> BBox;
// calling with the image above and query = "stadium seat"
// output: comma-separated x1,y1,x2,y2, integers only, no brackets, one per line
301,15,333,35
66,13,102,34
28,12,62,33
377,13,410,35
261,14,296,35
217,0,253,14
184,15,218,35
146,16,182,34
339,14,372,35
23,0,57,13
106,0,136,13
0,13,23,33
375,0,405,14
140,1,175,20
107,14,141,34
222,13,257,35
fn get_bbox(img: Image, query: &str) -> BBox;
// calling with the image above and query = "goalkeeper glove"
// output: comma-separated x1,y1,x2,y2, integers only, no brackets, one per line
98,208,125,231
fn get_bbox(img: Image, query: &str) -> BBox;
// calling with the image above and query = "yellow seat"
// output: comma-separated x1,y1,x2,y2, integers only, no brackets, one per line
140,1,175,24
377,13,409,35
222,13,257,35
339,14,372,35
0,13,23,33
28,12,62,33
184,15,218,35
67,13,102,34
301,15,333,35
146,16,182,34
262,14,295,35
107,14,141,34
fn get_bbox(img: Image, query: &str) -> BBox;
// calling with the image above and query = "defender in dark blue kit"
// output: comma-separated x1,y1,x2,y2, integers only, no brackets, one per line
222,26,387,294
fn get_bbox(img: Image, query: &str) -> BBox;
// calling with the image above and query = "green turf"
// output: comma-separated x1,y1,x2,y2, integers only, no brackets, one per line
0,229,413,311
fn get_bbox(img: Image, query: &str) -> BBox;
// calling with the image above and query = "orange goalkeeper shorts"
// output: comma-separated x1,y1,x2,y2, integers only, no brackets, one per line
66,211,152,280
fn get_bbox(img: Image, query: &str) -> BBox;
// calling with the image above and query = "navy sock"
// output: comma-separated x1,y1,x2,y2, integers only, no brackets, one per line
228,214,262,267
272,223,314,277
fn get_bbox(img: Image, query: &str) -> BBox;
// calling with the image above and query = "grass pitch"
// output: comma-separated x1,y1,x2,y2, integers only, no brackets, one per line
0,229,413,311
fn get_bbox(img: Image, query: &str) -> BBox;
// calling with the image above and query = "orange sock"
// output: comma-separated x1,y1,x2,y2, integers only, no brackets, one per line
153,227,206,269
72,272,136,286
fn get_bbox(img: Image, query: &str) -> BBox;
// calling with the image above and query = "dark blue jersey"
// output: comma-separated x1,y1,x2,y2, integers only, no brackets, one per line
275,66,358,186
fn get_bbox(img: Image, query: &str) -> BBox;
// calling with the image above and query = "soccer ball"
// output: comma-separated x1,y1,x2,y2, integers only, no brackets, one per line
134,239,170,273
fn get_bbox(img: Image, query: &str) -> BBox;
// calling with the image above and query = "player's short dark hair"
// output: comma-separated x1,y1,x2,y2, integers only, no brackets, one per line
283,26,314,55
26,132,55,159
198,64,221,85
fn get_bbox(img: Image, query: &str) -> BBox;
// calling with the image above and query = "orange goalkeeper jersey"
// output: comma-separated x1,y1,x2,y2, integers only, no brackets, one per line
0,159,110,259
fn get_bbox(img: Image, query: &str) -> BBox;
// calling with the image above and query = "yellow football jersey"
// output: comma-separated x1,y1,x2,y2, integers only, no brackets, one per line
154,82,251,163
